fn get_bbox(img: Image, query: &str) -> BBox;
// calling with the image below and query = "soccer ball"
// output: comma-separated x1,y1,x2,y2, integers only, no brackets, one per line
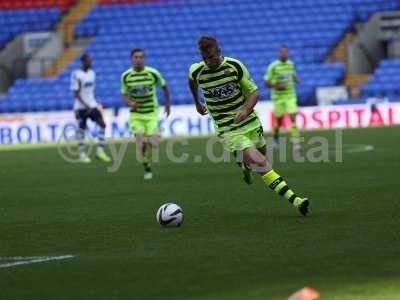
156,203,184,227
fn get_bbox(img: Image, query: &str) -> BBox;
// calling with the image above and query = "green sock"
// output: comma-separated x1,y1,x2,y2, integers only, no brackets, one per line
290,123,299,143
261,169,303,206
143,148,151,172
273,124,279,140
242,162,251,171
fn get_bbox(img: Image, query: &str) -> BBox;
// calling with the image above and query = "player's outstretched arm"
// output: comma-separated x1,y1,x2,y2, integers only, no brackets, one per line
264,80,274,89
293,74,300,84
188,78,207,115
264,64,286,90
74,90,91,109
70,74,91,109
264,64,276,89
161,85,171,117
121,93,137,110
265,80,287,90
234,90,260,124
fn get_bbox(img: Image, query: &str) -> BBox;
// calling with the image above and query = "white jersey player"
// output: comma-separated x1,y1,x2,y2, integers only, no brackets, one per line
70,54,111,163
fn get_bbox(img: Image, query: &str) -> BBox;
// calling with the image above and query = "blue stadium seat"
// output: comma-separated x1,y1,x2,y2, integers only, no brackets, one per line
1,0,399,113
0,8,61,49
360,59,400,97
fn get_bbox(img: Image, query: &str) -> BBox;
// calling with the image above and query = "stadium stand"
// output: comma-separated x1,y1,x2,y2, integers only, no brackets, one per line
0,0,75,11
0,0,76,49
0,8,60,49
360,59,400,98
0,0,398,113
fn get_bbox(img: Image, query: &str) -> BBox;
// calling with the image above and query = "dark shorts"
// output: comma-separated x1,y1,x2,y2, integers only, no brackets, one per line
75,108,104,129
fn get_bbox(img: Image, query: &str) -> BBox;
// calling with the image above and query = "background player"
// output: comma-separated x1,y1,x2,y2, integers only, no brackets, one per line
264,45,301,149
121,48,171,180
188,36,309,215
70,53,111,163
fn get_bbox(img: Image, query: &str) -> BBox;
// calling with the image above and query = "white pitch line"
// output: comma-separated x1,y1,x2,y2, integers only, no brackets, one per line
346,144,374,153
328,144,374,154
0,256,50,260
0,255,75,269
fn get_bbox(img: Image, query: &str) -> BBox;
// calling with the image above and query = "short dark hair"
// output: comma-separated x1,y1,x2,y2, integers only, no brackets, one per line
280,44,289,50
131,48,144,57
198,36,219,53
80,53,90,62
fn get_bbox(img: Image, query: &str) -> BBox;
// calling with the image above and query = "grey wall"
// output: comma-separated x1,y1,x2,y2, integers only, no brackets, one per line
348,14,383,74
389,33,400,57
27,32,62,78
0,31,58,94
0,36,26,94
348,11,400,74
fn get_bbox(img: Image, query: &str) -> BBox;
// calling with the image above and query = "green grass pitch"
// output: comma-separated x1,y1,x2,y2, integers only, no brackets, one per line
1,127,399,300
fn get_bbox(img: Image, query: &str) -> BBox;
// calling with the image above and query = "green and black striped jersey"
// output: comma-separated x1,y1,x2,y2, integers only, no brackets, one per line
120,66,166,115
189,57,260,135
264,59,297,100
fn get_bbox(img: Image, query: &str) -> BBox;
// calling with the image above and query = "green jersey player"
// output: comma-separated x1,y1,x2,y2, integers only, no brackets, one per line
188,36,309,216
264,45,300,149
121,48,171,180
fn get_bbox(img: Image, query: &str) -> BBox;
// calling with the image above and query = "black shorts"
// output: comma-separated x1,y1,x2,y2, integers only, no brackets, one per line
75,108,103,129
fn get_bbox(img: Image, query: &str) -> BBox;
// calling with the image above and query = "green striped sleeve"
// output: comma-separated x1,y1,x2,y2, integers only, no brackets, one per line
228,59,258,97
147,67,166,87
120,69,131,94
292,61,297,77
188,62,204,82
264,62,275,82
